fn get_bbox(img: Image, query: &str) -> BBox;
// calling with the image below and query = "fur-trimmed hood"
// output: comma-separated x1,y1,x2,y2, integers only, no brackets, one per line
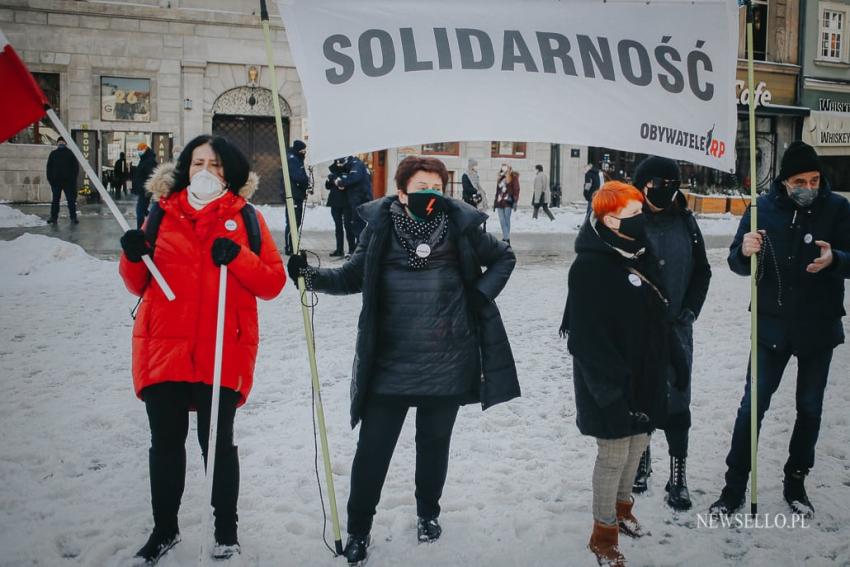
145,162,260,201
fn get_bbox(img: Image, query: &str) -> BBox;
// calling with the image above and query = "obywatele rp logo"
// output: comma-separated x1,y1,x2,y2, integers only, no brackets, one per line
640,123,726,159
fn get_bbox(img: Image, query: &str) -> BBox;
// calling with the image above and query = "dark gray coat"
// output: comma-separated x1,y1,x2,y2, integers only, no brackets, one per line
312,196,520,427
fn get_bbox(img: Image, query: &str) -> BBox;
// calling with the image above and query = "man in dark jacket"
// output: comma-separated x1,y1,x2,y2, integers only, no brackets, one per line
132,143,157,229
629,156,711,511
46,137,80,224
325,160,355,257
710,141,850,518
113,152,128,198
332,155,373,246
287,156,518,566
282,139,309,256
583,162,604,206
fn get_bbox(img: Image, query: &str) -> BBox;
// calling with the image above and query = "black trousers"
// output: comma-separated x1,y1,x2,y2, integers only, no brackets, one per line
136,192,152,229
724,344,833,492
143,382,241,536
50,184,77,221
331,205,356,254
284,199,304,255
347,399,460,536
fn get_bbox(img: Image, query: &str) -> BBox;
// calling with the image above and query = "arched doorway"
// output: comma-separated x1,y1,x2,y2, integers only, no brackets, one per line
212,87,291,204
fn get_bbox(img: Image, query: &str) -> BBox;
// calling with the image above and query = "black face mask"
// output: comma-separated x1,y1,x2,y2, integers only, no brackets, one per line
613,213,647,242
406,190,445,221
647,186,678,210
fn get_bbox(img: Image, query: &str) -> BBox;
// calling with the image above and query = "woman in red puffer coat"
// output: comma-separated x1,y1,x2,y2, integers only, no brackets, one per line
118,135,285,564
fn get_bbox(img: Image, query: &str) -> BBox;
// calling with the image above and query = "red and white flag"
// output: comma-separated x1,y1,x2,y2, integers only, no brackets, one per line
0,30,48,143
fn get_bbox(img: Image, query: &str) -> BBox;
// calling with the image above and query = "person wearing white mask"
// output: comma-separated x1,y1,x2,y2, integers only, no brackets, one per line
118,135,286,564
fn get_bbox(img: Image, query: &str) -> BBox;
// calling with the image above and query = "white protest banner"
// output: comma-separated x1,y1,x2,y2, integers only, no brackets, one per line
278,0,739,172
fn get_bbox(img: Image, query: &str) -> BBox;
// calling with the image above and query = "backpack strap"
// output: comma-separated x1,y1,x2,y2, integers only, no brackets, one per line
143,201,165,254
241,204,262,255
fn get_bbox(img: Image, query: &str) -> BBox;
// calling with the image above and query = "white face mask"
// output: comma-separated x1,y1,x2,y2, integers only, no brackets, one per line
189,168,225,200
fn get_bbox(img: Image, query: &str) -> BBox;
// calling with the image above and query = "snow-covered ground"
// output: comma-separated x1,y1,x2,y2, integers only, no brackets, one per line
0,234,848,567
0,203,44,228
256,202,743,237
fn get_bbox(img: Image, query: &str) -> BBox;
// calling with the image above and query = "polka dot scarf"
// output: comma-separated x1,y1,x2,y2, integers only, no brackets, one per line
390,202,449,270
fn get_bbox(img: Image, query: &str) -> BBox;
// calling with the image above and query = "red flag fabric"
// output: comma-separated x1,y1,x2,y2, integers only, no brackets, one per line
0,31,48,143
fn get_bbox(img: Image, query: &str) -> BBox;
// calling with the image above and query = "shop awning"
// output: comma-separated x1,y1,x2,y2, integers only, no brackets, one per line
737,104,811,117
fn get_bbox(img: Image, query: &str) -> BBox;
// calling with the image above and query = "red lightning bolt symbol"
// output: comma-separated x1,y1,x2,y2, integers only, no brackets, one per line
426,198,435,216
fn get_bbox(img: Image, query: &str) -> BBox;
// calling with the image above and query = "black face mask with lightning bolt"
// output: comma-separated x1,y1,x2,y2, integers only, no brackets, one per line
406,190,446,221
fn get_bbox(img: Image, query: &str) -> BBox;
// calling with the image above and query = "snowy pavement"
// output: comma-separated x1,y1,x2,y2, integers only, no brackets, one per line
0,234,848,567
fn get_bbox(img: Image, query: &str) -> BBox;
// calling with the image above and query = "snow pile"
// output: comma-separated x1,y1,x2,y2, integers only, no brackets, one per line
0,203,44,228
0,237,848,566
0,233,103,279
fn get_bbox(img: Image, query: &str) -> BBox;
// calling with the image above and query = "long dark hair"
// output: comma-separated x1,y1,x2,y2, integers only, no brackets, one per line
172,135,250,193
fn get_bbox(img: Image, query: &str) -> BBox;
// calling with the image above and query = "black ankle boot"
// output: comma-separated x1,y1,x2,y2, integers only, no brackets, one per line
709,485,745,516
784,468,814,518
417,516,442,543
133,527,180,565
330,249,344,257
212,446,240,553
665,457,692,511
632,446,652,494
343,534,370,566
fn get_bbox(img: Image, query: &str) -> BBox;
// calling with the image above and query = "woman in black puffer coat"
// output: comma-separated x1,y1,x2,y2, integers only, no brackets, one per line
288,156,519,565
561,181,669,567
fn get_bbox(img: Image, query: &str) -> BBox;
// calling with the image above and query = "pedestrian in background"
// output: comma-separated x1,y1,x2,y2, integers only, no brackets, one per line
461,158,487,231
133,142,157,229
282,139,309,256
494,163,519,245
46,136,79,224
113,152,128,198
333,155,373,248
532,164,555,221
325,159,355,257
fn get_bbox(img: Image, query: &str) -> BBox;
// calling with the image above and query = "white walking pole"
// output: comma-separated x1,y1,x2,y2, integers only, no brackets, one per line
199,264,228,563
44,108,176,301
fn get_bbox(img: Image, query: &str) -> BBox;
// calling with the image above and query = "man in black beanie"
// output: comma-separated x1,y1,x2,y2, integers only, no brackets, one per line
282,139,309,256
628,156,712,512
710,141,850,518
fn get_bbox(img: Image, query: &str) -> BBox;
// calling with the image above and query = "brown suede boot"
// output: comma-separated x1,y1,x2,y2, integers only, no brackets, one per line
588,520,626,566
617,496,650,538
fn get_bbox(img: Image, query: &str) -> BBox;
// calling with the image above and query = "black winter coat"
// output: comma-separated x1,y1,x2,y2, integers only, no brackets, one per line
132,150,157,195
563,220,670,439
311,196,520,427
728,179,850,355
46,145,79,188
325,162,348,208
336,157,373,208
283,148,309,202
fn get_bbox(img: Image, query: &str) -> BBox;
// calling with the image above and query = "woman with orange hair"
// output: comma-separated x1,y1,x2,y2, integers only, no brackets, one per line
560,181,669,566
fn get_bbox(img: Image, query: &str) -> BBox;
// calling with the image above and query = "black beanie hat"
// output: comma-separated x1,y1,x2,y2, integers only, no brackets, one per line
633,156,680,190
778,141,820,182
292,139,306,153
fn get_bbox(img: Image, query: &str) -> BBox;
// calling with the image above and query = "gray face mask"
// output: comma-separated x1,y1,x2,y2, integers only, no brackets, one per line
787,186,818,208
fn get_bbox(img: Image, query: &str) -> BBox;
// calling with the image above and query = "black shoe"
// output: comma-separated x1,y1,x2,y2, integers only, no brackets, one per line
133,528,180,565
632,446,652,494
212,540,241,560
343,534,370,566
71,217,79,224
417,517,442,543
284,248,293,256
664,457,692,511
784,469,815,518
708,486,745,516
330,249,344,257
46,218,57,225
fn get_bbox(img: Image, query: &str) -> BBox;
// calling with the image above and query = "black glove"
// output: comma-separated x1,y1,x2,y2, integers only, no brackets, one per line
467,289,491,312
287,251,309,281
120,229,150,263
212,237,241,266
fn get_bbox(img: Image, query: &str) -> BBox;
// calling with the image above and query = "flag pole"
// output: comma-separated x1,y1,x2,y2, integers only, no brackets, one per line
745,0,759,516
44,108,176,301
199,265,228,563
258,0,344,555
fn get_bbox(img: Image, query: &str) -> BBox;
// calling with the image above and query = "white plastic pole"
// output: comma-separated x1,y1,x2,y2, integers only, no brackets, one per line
199,265,227,563
44,108,176,301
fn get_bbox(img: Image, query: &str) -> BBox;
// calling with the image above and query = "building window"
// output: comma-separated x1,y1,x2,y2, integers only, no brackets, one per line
748,0,768,61
820,6,845,62
9,73,60,144
491,141,527,158
421,142,460,156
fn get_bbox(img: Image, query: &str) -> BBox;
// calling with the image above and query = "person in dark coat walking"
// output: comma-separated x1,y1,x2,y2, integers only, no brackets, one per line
46,136,80,224
461,158,487,232
288,156,519,566
710,141,850,518
628,156,711,511
333,155,373,247
561,181,669,567
113,152,128,197
282,139,309,256
325,160,355,257
133,143,157,229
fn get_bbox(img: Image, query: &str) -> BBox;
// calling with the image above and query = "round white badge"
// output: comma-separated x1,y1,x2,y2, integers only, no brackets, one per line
415,243,432,258
803,233,813,244
628,274,642,287
224,219,238,231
